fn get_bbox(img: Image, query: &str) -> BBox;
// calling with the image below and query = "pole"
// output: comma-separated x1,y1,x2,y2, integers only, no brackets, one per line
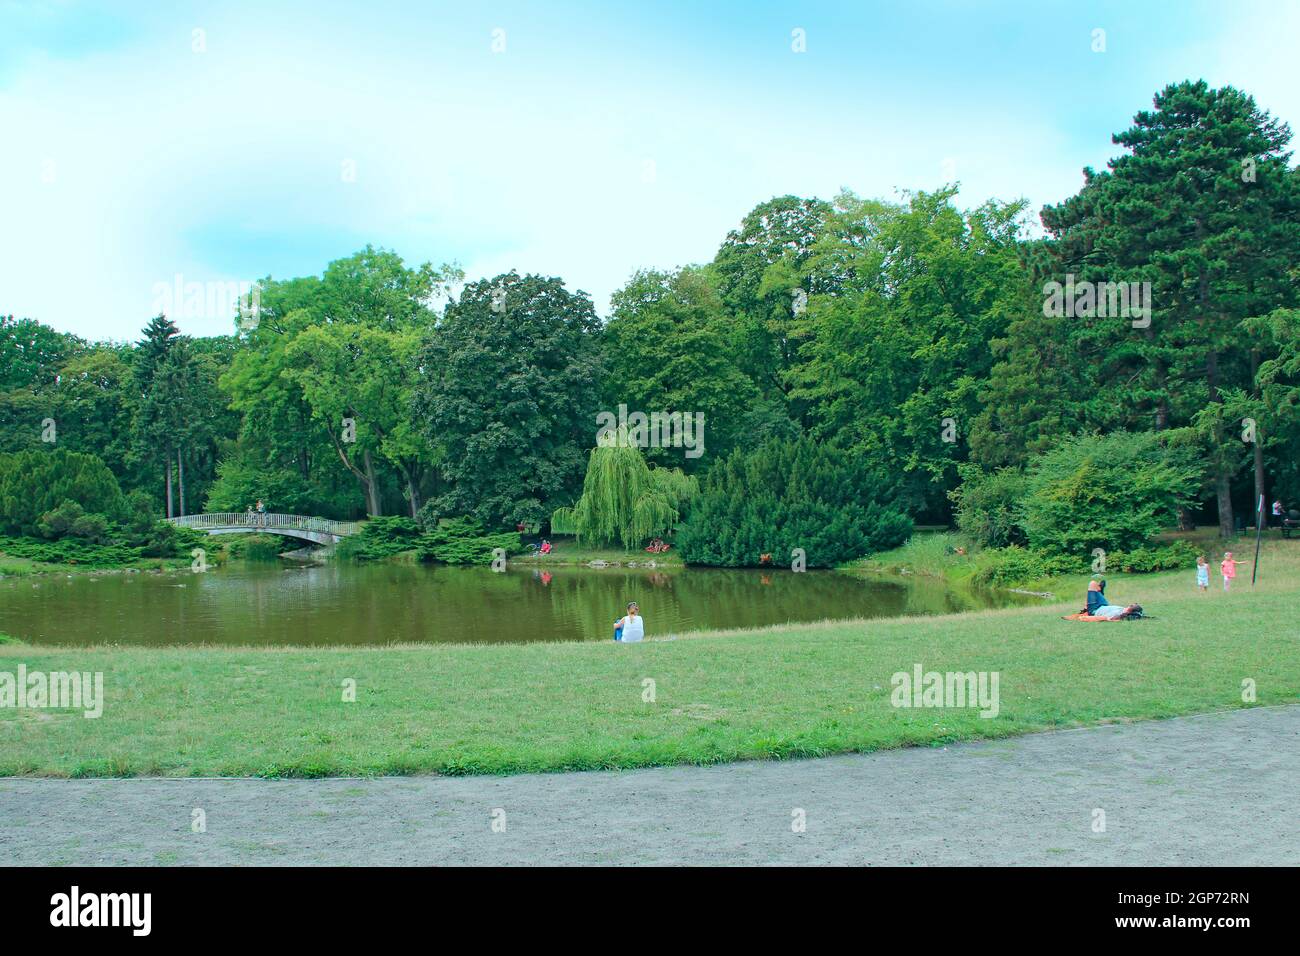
1251,493,1264,586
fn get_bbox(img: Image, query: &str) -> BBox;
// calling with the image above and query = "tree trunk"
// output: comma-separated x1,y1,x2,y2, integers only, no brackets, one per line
1206,348,1235,538
177,450,186,517
1216,471,1235,539
165,459,173,519
363,449,381,516
1250,349,1266,515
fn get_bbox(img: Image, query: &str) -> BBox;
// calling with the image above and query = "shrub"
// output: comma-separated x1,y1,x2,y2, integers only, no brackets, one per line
1019,432,1201,559
340,515,524,566
0,534,143,567
37,500,88,539
951,466,1028,548
136,521,207,558
0,449,126,536
338,516,422,560
677,438,912,567
222,534,296,561
970,546,1086,587
1105,541,1199,574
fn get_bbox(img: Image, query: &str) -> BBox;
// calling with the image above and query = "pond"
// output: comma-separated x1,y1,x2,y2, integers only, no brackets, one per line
0,561,1037,647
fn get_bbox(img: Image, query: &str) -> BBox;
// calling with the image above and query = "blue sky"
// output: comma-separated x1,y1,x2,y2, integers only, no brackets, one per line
3,0,1299,340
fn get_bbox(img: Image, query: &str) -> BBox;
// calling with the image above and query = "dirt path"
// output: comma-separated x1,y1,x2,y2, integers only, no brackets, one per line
3,705,1296,866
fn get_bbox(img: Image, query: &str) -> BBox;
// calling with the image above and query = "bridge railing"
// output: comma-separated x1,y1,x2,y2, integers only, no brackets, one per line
166,513,364,537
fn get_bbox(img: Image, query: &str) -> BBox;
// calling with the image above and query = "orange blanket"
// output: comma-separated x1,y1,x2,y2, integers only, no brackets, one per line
1062,612,1123,622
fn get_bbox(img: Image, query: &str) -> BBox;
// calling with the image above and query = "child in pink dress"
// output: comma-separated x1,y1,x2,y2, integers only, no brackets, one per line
1220,552,1237,591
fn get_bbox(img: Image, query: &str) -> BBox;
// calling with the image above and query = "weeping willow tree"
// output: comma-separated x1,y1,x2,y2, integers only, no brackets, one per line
552,435,697,548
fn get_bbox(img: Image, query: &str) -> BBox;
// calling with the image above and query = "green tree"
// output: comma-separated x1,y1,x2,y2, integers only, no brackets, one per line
603,266,759,467
979,82,1300,535
788,188,1029,517
412,272,604,527
712,195,833,422
552,436,697,548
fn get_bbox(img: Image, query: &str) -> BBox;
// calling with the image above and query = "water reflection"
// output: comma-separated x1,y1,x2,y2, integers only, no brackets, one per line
0,562,1037,647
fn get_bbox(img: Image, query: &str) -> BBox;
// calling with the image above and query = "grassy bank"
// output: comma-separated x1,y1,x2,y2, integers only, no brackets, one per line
2,540,1296,778
513,536,684,568
0,550,188,578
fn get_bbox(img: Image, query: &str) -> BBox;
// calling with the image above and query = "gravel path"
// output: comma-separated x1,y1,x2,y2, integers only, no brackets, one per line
3,705,1296,866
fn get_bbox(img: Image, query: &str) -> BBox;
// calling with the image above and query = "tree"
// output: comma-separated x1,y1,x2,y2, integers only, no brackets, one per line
552,436,696,548
787,188,1029,517
131,315,185,515
284,323,432,517
412,272,604,527
218,247,458,518
603,267,759,467
0,449,126,536
0,316,82,392
711,195,833,423
982,82,1300,535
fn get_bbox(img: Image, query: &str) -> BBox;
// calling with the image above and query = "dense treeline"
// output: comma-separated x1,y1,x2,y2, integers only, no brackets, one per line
3,80,1299,569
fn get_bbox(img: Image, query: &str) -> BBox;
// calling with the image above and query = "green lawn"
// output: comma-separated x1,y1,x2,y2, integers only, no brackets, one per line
1,540,1296,778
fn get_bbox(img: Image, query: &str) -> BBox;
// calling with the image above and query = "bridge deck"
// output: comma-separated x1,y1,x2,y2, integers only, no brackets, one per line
165,513,363,544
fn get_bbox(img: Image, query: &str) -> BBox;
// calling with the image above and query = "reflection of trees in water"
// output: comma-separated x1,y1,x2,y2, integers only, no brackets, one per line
4,563,1041,647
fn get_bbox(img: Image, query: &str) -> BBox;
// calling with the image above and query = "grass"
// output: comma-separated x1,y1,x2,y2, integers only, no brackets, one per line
848,531,980,579
0,548,188,578
1,538,1296,778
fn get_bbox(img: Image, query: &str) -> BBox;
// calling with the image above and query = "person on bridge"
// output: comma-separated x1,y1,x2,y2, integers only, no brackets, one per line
256,499,266,528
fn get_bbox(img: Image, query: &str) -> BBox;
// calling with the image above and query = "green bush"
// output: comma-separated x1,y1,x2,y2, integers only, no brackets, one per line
0,534,143,567
338,516,422,560
951,466,1028,548
677,438,912,568
128,520,207,558
1105,541,1199,574
221,534,297,560
1019,431,1201,559
970,546,1086,587
0,449,127,536
340,515,524,566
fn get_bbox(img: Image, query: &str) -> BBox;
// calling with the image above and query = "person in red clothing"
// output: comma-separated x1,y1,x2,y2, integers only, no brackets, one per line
1220,552,1237,591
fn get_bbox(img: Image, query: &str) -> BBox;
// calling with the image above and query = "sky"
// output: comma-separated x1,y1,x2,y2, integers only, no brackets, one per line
3,0,1300,341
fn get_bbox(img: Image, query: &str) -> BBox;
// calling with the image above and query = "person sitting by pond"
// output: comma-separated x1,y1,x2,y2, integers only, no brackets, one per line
613,602,644,642
538,539,552,555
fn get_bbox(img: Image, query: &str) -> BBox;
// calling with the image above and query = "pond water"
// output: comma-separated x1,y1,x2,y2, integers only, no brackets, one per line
0,561,1037,647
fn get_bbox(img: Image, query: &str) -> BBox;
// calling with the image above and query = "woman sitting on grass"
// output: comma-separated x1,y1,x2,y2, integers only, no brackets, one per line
613,602,644,642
